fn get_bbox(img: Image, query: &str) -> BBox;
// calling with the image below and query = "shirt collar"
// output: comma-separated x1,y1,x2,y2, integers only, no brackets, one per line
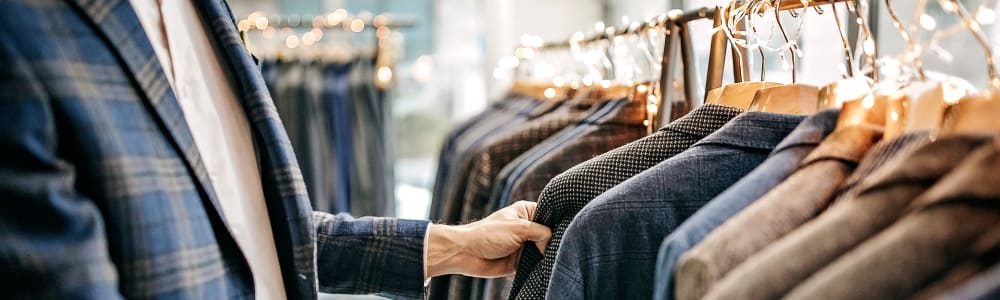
693,111,807,151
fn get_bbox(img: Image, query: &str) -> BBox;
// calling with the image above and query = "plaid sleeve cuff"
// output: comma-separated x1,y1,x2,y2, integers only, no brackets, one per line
313,212,430,299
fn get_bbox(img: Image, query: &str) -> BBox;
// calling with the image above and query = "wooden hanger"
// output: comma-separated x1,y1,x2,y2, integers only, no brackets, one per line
710,81,784,110
935,0,1000,137
704,4,784,111
818,1,875,112
510,81,572,101
836,93,888,130
938,91,1000,135
749,84,820,114
746,6,819,115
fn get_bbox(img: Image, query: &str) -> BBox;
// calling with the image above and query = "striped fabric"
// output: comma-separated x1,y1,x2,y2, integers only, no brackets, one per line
0,0,427,299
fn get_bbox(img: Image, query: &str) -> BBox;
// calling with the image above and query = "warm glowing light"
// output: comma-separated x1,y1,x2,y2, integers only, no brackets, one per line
493,68,507,80
643,120,651,126
667,9,683,19
514,47,535,59
350,19,365,32
302,32,316,46
248,12,262,23
285,35,299,48
374,15,389,27
499,56,520,68
978,7,996,24
377,66,393,83
377,26,391,39
942,82,966,103
594,21,606,32
600,80,612,88
334,8,348,18
327,12,342,26
312,16,325,28
647,103,658,114
238,20,251,31
636,84,648,94
255,17,269,30
861,94,876,109
890,111,900,121
613,36,625,44
412,55,435,82
544,88,557,99
647,94,658,104
621,16,630,26
940,1,958,12
582,76,594,86
311,28,324,41
519,35,543,48
863,39,876,55
572,31,585,42
553,76,566,88
920,14,937,30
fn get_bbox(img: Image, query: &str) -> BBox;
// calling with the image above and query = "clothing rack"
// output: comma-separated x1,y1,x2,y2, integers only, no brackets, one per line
523,0,853,128
263,14,419,30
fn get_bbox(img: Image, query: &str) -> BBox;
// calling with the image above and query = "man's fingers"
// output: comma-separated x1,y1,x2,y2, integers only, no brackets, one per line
512,200,538,220
517,220,551,252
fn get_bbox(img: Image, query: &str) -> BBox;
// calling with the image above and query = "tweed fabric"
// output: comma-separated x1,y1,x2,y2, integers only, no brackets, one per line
939,261,1000,300
673,130,930,300
832,131,933,202
546,112,806,300
448,98,603,300
0,0,429,298
500,99,651,208
704,135,996,300
674,125,883,300
785,140,1000,300
508,104,743,300
911,223,1000,300
652,109,840,300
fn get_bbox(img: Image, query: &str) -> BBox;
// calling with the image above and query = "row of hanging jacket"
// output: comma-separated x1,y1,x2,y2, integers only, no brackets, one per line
260,55,395,217
430,0,1000,299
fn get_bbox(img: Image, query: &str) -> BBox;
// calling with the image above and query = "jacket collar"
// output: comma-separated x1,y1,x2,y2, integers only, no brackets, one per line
693,110,807,151
64,0,228,229
64,0,317,297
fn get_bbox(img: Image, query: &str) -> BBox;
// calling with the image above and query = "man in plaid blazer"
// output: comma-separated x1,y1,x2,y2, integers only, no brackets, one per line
0,0,550,299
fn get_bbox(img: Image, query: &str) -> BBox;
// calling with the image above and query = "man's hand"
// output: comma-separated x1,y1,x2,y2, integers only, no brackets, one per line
424,201,551,279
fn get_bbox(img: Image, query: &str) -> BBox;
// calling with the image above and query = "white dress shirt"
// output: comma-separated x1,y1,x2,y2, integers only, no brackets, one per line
129,0,287,298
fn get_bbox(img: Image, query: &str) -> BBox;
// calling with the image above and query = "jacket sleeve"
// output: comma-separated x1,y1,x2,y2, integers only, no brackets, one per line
0,31,124,299
312,211,430,299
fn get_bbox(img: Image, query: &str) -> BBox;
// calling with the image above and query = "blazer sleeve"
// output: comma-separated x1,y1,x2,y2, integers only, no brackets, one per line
0,33,124,299
312,211,430,299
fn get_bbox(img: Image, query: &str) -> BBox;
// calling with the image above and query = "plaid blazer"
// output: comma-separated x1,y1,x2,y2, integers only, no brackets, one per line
0,0,428,299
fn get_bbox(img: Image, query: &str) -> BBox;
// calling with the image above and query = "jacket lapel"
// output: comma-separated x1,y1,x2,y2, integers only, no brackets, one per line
190,0,318,298
64,0,232,235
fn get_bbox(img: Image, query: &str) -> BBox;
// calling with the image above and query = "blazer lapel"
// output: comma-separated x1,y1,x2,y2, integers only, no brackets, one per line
64,0,231,230
190,0,318,298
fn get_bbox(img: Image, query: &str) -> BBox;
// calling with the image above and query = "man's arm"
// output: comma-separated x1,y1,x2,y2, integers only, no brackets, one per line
0,31,123,299
314,201,551,298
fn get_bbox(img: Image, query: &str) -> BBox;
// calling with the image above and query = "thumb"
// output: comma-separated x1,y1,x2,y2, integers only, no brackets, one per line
518,221,552,253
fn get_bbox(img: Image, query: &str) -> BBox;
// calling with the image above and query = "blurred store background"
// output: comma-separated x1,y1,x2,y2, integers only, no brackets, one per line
226,0,1000,220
